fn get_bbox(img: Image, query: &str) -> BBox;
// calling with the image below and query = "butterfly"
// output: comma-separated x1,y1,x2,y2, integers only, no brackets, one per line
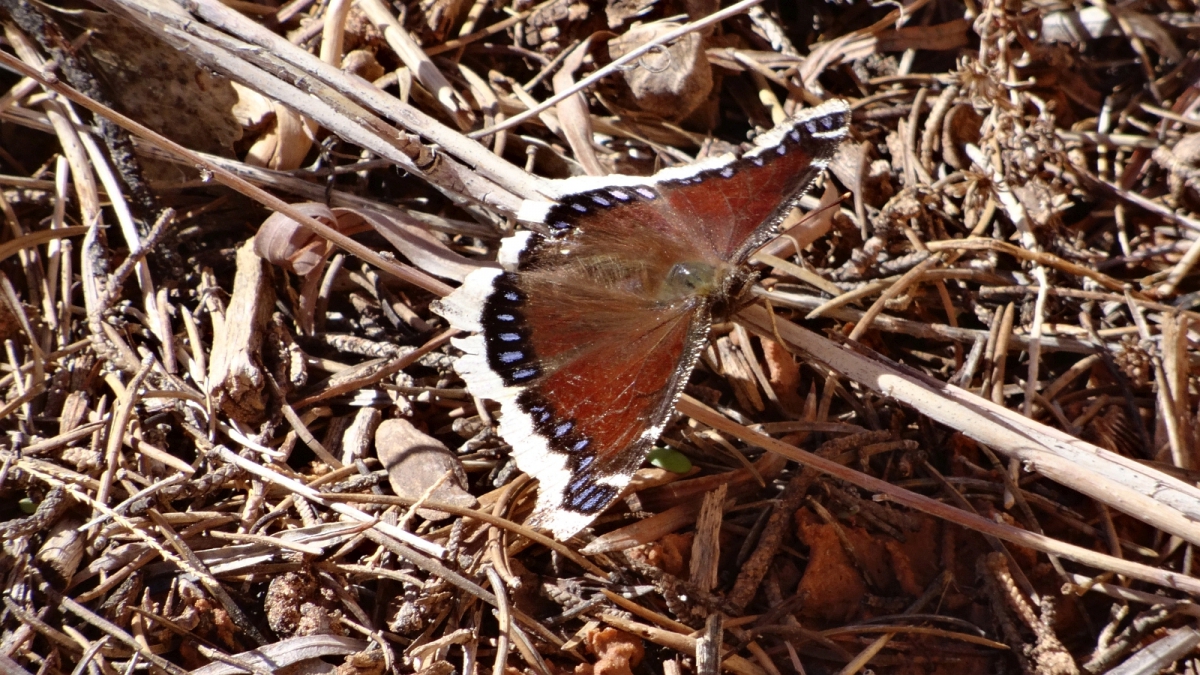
433,99,850,539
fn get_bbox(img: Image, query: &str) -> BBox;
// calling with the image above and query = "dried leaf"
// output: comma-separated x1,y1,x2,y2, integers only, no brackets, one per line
377,419,476,520
605,22,712,120
232,82,317,170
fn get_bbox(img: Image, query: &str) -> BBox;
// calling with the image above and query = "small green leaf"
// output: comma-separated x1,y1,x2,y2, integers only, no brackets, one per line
18,497,35,514
647,447,692,474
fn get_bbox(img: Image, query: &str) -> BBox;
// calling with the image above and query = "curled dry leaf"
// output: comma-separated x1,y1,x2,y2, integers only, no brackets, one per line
256,203,341,277
376,418,476,521
555,37,606,176
232,82,317,170
829,140,869,203
605,22,713,120
604,0,657,28
802,20,969,88
188,637,370,675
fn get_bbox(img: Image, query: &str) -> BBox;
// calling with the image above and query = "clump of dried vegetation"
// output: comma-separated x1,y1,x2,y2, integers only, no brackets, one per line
0,0,1198,673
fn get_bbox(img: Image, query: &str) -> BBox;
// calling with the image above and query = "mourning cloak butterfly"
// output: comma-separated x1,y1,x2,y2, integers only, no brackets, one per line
433,99,851,539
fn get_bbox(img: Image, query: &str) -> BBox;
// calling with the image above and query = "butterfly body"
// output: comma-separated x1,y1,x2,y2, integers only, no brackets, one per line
434,100,850,539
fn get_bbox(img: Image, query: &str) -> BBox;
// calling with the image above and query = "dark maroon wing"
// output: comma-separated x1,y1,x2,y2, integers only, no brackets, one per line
435,227,710,539
524,99,850,265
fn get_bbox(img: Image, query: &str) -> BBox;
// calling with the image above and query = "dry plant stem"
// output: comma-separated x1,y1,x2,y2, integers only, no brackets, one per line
738,305,1200,549
690,484,727,592
215,447,445,558
356,0,470,124
599,613,766,675
87,209,174,325
427,0,559,56
46,587,188,675
2,596,79,655
326,492,607,577
847,255,939,342
319,0,351,67
70,634,110,675
725,458,826,613
0,226,86,268
110,1,501,206
1097,627,1200,675
136,0,551,201
1158,232,1200,296
485,567,511,675
280,400,343,469
600,588,692,633
60,97,169,344
94,357,153,511
921,459,1039,603
357,526,564,649
696,613,723,675
925,238,1147,297
292,329,456,408
146,509,271,647
991,303,1014,405
0,50,454,298
761,288,1098,355
581,501,704,554
1,0,156,217
93,0,517,215
679,396,1200,595
1024,271,1049,416
1066,574,1200,619
470,0,765,142
838,572,953,674
8,15,153,343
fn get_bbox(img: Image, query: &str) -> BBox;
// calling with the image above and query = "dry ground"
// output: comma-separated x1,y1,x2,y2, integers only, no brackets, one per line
0,0,1199,674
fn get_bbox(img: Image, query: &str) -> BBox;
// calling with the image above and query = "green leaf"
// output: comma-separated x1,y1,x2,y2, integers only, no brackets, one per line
647,446,692,474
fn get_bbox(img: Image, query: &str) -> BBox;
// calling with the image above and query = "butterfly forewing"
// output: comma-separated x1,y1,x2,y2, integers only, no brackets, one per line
536,100,850,264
